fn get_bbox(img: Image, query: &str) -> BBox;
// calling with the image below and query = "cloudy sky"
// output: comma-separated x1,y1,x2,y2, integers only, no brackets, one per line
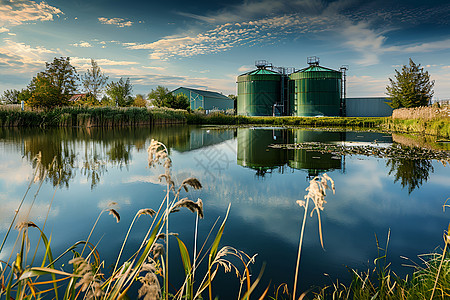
1,0,450,98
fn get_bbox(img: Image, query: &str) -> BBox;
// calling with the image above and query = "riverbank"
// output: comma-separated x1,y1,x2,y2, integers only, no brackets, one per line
1,106,449,138
0,106,186,127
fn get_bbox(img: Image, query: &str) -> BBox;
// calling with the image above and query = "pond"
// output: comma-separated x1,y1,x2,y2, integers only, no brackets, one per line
0,125,449,298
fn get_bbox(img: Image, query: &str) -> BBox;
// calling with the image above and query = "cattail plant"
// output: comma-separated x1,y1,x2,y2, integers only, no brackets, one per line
292,173,335,300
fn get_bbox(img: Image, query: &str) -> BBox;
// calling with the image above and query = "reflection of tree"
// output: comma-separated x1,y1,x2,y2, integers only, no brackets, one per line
107,141,131,168
24,133,76,188
386,157,434,193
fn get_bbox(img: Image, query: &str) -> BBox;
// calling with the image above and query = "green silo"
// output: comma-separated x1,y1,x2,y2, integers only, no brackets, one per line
237,68,281,116
289,64,342,116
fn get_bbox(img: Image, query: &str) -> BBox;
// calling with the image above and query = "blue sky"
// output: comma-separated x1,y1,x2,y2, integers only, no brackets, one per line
1,0,450,99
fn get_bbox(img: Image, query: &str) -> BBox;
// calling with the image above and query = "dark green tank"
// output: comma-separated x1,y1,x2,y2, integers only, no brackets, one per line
289,65,342,117
237,68,281,116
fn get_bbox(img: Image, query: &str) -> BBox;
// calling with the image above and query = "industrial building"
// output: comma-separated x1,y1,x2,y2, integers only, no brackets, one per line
237,57,392,117
172,87,234,111
346,97,393,117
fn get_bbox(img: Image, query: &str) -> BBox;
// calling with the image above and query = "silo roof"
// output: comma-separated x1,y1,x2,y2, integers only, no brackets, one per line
241,68,280,76
297,65,340,73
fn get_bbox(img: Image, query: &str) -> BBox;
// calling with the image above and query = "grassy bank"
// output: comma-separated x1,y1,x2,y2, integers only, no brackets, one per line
187,112,387,127
1,106,450,138
385,117,450,139
0,106,186,127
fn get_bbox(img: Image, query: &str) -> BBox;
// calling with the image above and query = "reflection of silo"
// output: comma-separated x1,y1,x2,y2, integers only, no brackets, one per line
237,128,291,171
289,129,342,175
237,68,281,116
289,65,342,117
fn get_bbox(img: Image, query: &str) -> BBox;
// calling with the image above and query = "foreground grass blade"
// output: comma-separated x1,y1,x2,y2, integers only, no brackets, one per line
176,236,193,299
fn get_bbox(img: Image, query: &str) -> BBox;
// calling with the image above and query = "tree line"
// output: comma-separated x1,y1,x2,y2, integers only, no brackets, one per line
0,57,435,110
0,57,190,110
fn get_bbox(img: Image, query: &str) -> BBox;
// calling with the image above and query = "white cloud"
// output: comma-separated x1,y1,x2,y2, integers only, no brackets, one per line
71,57,139,70
0,39,55,72
238,65,253,73
0,27,9,33
128,14,330,60
71,41,92,48
98,17,133,28
0,0,63,27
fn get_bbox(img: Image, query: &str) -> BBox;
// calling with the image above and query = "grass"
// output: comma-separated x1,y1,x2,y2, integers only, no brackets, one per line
384,117,450,139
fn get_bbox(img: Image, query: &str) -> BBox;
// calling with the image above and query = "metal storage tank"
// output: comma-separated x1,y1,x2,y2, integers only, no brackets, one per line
289,62,342,117
237,63,281,116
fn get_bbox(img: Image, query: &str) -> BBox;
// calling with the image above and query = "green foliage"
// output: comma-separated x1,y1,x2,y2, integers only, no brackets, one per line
169,93,189,110
81,59,108,101
105,77,133,107
26,75,64,109
26,57,79,109
1,89,21,104
147,86,189,109
148,85,170,107
132,94,147,107
386,58,435,108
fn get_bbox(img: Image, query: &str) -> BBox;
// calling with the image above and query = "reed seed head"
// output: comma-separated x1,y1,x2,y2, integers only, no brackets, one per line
15,221,38,231
179,177,202,192
171,198,204,218
138,208,156,218
107,208,120,223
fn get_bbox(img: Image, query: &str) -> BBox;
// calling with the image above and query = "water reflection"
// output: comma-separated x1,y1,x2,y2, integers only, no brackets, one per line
387,157,434,193
0,126,443,191
237,128,344,177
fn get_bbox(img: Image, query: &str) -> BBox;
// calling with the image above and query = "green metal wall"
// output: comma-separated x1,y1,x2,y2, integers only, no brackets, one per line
289,67,342,117
237,70,281,116
172,87,233,111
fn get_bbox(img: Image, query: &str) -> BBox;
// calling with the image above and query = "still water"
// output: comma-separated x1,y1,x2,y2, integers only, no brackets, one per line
0,126,449,298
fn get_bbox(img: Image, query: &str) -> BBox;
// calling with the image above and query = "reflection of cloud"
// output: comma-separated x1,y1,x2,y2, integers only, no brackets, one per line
97,197,131,210
0,160,33,185
0,0,63,27
0,196,59,231
98,17,133,28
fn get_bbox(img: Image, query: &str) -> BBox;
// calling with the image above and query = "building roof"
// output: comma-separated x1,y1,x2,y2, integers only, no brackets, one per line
172,87,232,100
69,93,88,102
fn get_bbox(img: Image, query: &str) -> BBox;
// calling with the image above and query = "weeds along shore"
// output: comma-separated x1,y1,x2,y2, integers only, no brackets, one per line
1,106,449,138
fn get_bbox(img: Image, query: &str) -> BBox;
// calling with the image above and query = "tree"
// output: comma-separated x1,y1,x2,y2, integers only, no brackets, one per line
148,86,171,107
105,77,133,107
161,93,189,110
147,86,189,110
386,58,434,108
81,59,108,101
26,75,62,109
1,89,20,104
26,57,79,109
133,94,147,107
228,94,237,111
